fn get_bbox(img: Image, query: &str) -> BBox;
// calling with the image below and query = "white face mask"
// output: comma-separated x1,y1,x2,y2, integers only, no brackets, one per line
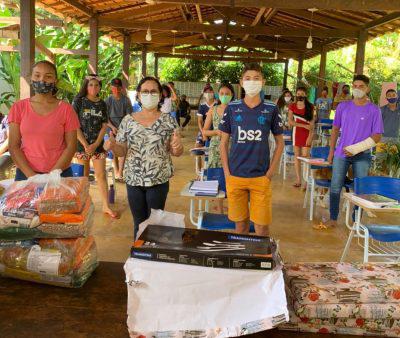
243,80,262,98
204,92,214,101
284,97,292,103
140,93,159,109
353,88,366,99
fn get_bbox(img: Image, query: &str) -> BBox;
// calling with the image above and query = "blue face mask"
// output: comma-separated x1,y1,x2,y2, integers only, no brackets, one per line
387,98,397,104
32,80,56,94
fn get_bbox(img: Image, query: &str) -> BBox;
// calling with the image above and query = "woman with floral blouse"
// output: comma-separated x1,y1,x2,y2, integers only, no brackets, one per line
104,76,183,237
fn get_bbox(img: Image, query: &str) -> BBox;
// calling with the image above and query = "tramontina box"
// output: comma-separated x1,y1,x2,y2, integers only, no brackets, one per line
131,225,278,270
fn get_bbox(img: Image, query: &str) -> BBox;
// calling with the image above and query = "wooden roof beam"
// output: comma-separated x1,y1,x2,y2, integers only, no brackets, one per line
195,4,208,40
363,11,400,30
243,7,265,41
58,0,95,17
99,18,358,38
151,0,400,11
156,52,287,63
0,17,64,26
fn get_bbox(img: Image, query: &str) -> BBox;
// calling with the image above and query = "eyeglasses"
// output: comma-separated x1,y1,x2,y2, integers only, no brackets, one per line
140,90,159,95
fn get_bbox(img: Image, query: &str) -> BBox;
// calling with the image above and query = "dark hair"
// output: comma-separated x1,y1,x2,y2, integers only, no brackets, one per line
277,90,293,109
241,63,263,78
218,82,235,101
353,74,370,85
32,60,58,78
386,89,397,96
322,86,329,92
76,74,102,99
343,84,350,89
162,84,172,98
168,81,175,86
296,86,313,121
203,83,214,93
32,60,58,95
136,76,163,109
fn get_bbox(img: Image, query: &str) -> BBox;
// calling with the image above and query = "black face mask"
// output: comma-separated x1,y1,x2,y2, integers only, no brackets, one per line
32,80,56,94
296,96,305,101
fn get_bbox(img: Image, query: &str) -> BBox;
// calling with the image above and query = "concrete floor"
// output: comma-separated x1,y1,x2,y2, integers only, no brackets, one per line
90,123,365,264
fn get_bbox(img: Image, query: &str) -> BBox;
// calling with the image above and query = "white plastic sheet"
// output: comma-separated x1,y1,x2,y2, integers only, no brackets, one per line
136,209,186,239
125,258,288,336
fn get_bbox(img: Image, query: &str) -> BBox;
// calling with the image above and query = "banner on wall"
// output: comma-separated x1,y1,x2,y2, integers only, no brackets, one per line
379,82,397,107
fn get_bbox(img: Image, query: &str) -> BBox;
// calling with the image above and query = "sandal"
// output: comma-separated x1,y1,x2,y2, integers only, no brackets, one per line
104,210,119,219
313,222,328,230
293,183,301,188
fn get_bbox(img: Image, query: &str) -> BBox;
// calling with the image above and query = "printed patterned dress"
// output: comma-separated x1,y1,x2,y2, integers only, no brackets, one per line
207,106,223,169
116,113,178,187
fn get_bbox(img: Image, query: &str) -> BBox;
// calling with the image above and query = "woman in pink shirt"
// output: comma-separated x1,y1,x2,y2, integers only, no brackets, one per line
8,60,80,181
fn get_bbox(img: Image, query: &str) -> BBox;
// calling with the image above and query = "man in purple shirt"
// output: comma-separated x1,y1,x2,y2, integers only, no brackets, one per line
325,75,383,227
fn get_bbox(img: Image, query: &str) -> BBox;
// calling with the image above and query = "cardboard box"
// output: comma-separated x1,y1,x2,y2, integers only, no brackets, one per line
131,225,278,270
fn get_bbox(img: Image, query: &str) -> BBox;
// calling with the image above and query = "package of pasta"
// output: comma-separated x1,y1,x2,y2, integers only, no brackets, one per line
37,200,94,238
35,172,89,215
0,236,98,288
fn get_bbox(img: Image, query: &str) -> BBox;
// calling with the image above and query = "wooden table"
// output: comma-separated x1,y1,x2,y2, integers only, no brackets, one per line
0,261,358,338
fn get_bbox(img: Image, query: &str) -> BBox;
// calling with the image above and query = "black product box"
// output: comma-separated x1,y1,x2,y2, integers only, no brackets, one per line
131,225,278,271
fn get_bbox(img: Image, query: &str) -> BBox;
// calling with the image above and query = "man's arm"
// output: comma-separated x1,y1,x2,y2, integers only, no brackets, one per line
328,125,340,163
220,131,231,178
266,134,284,179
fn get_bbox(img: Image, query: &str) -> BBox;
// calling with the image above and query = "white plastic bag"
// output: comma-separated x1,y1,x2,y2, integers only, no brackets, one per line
125,258,288,337
136,209,186,239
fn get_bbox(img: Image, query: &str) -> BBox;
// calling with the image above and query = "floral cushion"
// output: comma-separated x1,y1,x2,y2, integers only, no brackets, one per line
280,308,400,337
285,263,400,306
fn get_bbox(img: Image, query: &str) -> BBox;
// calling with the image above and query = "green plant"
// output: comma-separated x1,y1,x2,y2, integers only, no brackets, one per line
375,142,400,178
0,52,20,108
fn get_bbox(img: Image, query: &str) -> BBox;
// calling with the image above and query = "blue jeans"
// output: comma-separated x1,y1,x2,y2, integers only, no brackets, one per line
330,151,371,221
15,167,73,181
126,181,169,239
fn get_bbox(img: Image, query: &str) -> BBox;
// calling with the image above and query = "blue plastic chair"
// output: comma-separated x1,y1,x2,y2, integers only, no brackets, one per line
279,130,294,180
199,167,255,233
341,176,400,263
71,163,84,177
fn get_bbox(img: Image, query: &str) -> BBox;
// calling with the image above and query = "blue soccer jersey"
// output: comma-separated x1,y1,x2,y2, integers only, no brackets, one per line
219,99,283,177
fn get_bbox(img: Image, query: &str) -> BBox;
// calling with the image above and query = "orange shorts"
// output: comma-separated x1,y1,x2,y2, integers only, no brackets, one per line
226,175,272,226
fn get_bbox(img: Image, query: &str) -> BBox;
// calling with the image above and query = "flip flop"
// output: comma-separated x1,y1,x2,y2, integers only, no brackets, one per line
313,223,328,230
104,210,119,219
293,183,301,188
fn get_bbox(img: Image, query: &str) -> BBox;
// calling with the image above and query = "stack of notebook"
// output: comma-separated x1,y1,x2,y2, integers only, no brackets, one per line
189,180,219,196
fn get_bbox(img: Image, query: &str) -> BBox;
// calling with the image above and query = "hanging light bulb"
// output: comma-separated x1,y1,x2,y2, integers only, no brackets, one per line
172,46,176,55
145,27,152,41
306,35,313,49
274,35,280,61
274,51,278,60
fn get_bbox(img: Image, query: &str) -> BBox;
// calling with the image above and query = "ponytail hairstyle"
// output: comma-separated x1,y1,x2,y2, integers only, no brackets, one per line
296,86,313,121
76,74,102,99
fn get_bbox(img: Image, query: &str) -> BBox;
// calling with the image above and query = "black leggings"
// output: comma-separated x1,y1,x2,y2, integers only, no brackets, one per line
176,109,191,127
126,181,169,238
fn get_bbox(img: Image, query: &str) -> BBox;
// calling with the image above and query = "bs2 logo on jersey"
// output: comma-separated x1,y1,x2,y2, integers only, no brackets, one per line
237,126,262,143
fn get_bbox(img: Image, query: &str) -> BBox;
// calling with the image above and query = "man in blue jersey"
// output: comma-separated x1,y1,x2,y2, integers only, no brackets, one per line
219,63,284,236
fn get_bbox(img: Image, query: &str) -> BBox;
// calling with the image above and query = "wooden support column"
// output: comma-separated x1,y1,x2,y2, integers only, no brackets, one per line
154,54,159,78
318,47,327,95
283,59,289,89
20,0,35,99
297,54,304,85
141,45,147,77
122,34,131,88
89,16,99,74
355,30,367,75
